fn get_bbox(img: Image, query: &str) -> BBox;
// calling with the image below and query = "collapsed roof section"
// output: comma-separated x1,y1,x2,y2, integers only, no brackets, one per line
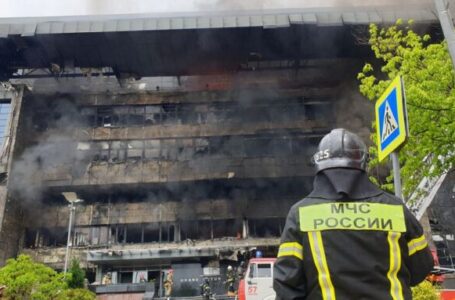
0,2,440,80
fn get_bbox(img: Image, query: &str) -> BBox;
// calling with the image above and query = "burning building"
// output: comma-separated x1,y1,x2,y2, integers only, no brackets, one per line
0,0,446,297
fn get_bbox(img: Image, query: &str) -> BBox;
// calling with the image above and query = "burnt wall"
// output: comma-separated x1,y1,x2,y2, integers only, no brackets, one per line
9,59,374,256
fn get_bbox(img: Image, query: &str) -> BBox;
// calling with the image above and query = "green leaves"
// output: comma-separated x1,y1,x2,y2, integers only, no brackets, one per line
411,280,439,300
0,255,94,300
359,21,455,199
67,260,85,289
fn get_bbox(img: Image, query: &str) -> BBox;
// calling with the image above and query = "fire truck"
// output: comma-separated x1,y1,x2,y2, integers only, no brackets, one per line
238,258,276,300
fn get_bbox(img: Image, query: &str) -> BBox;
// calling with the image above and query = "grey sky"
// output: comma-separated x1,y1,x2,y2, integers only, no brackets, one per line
0,0,434,19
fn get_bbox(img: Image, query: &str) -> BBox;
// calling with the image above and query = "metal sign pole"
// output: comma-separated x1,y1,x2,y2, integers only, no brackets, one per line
376,76,408,202
391,152,403,201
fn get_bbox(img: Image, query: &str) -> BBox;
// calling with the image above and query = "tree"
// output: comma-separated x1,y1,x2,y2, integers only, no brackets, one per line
412,280,439,300
358,20,455,198
56,289,95,300
0,255,95,300
0,254,67,300
67,259,85,289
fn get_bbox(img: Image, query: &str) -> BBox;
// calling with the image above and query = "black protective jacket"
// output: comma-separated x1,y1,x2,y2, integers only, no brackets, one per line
273,169,433,300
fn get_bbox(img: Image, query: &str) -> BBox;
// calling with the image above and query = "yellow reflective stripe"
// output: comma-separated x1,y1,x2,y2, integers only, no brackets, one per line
299,203,406,232
308,231,336,300
387,232,404,300
278,242,303,260
408,235,428,256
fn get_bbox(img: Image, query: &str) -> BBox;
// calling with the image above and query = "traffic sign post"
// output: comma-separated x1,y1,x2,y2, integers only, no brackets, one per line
375,76,409,200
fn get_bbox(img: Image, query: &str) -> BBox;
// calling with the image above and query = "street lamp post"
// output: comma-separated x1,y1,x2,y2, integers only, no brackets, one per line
62,192,83,275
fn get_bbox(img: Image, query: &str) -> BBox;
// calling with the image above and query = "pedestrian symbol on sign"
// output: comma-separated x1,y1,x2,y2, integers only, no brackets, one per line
381,101,398,142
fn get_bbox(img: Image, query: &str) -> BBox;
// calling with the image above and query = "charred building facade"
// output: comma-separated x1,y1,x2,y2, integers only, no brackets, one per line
0,0,444,297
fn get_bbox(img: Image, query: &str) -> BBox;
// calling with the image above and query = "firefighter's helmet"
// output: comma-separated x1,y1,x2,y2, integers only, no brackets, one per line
313,128,368,172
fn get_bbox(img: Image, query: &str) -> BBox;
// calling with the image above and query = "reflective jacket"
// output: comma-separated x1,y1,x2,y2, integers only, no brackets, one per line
273,169,434,300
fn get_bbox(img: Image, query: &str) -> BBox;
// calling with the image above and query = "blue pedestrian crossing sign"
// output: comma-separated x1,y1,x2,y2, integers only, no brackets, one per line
375,76,408,162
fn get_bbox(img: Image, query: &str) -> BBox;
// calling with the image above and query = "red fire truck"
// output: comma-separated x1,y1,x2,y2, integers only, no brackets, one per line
238,258,276,300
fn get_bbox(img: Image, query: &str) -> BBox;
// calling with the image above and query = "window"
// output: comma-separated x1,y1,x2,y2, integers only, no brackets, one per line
250,263,272,278
126,224,142,243
143,223,159,242
0,101,11,148
110,141,127,162
144,140,160,160
127,140,143,160
128,106,145,126
161,139,178,160
145,106,161,125
93,142,109,162
112,107,129,126
257,264,272,278
119,271,133,283
177,139,194,161
97,107,113,127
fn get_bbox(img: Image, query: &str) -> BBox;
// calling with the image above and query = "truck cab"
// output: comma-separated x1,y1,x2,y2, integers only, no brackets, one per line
238,258,276,300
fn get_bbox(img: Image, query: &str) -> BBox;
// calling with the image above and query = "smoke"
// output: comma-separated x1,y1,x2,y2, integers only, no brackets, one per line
333,64,374,142
9,95,89,204
2,0,434,19
10,20,377,246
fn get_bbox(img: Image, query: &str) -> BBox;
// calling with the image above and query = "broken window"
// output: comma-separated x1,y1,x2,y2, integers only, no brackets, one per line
145,105,161,125
111,225,127,244
75,142,92,162
162,104,180,125
144,140,160,160
177,139,194,161
212,219,239,238
127,140,143,160
110,141,127,162
93,142,109,162
248,218,284,238
143,223,160,242
126,224,143,243
198,220,212,240
161,139,178,160
112,106,129,126
73,227,90,246
194,138,209,157
161,223,175,242
180,220,202,240
128,106,145,126
97,107,113,127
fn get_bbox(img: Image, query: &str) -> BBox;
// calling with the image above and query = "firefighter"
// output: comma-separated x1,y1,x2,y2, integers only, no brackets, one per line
200,278,212,300
226,265,236,296
237,261,246,279
163,269,174,297
273,128,434,300
101,272,112,285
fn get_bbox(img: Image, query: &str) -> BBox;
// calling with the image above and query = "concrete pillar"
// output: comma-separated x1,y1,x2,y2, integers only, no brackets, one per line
242,218,249,238
174,223,181,242
96,266,103,282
